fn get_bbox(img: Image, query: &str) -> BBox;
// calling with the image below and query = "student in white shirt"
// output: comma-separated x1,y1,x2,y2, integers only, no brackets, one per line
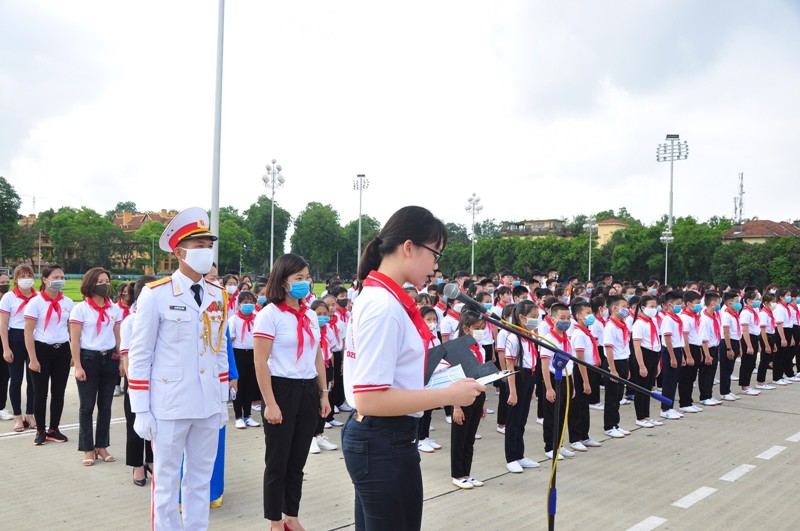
719,291,743,401
494,304,517,436
228,291,261,429
541,303,576,460
253,253,330,531
23,264,75,446
659,291,686,419
789,289,800,377
341,207,483,531
567,300,602,451
307,299,339,454
630,296,663,427
602,295,631,438
697,292,722,406
738,291,763,395
773,288,796,384
69,267,123,466
328,286,352,413
439,299,461,342
588,296,608,409
678,291,704,413
417,307,443,453
757,294,779,388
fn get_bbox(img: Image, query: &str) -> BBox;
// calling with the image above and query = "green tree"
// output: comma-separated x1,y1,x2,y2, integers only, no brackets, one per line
134,220,170,274
105,201,138,221
340,215,381,278
218,219,252,276
243,195,292,273
446,222,470,245
290,202,343,279
473,218,500,240
0,176,22,266
49,207,123,272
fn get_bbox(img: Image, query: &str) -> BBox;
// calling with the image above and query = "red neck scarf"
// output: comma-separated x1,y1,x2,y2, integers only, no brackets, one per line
86,297,112,335
363,271,432,358
40,290,64,331
328,313,341,343
436,301,447,312
336,306,349,322
550,329,572,353
275,302,316,361
725,308,741,336
762,306,775,329
743,306,758,324
575,324,599,365
636,315,659,348
610,315,630,344
320,325,331,367
595,314,607,327
12,286,37,316
704,309,721,342
446,309,460,321
543,315,554,330
666,311,684,338
227,293,238,312
469,343,484,364
684,309,701,331
117,300,130,320
236,310,255,338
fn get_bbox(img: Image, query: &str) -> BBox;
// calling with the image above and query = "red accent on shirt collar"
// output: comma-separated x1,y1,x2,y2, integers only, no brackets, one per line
275,302,316,361
12,286,37,315
85,296,112,335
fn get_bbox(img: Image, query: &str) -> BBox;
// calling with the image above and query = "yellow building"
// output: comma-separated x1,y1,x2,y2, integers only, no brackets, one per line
597,218,629,246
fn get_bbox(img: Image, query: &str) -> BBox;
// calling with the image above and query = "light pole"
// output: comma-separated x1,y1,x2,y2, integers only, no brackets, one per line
657,134,689,286
465,193,483,275
583,215,598,281
353,174,369,264
262,159,285,273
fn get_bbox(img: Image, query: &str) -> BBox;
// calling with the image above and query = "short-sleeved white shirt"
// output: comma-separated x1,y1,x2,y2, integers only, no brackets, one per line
632,317,662,351
603,319,630,360
572,325,598,365
760,309,776,334
119,312,135,355
344,279,427,417
739,307,760,336
660,313,686,348
253,303,320,379
541,331,574,375
69,300,121,351
699,311,721,347
537,317,552,339
0,289,37,329
774,304,789,327
681,312,702,346
23,293,74,344
589,317,606,341
788,305,799,327
721,309,742,341
503,334,534,369
496,329,510,358
440,311,460,340
228,312,257,349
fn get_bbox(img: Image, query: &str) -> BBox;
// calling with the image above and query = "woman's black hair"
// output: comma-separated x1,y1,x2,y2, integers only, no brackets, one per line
494,286,511,305
310,299,328,312
265,253,310,304
634,294,658,320
456,311,483,336
237,290,256,304
133,275,157,303
419,305,438,320
357,206,448,283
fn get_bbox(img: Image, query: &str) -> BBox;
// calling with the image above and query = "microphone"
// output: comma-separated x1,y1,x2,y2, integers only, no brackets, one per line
443,283,488,315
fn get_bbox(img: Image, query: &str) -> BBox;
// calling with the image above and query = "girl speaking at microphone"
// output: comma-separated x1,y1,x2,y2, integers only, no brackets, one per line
342,206,484,531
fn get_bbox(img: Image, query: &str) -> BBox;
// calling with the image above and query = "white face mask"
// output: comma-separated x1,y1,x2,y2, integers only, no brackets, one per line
453,303,465,313
601,308,609,319
471,329,486,342
226,285,237,295
643,308,658,319
18,278,35,290
426,322,437,332
179,247,214,275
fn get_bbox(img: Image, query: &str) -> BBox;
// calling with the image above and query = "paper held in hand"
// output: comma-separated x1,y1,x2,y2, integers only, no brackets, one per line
424,365,516,389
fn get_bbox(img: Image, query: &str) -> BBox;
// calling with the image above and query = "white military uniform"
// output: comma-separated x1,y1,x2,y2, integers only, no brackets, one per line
127,208,228,531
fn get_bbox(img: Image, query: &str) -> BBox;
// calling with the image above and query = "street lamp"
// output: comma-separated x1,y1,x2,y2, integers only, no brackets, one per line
354,174,369,265
465,193,483,275
657,134,689,286
583,215,598,281
262,159,285,273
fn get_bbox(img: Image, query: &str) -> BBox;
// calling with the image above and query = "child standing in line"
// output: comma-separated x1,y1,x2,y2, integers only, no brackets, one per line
719,291,743,401
678,291,704,413
541,304,575,460
602,295,632,438
417,306,443,453
697,292,722,407
568,301,602,451
659,291,686,419
630,295,663,427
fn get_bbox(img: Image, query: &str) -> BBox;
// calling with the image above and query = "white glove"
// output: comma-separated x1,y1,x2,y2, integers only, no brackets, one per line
218,407,229,429
134,411,157,440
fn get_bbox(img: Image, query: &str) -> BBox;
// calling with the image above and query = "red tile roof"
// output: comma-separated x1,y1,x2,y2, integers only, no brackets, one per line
597,218,629,226
721,220,800,240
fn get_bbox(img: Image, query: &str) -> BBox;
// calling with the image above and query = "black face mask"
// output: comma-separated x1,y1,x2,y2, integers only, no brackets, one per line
94,284,111,299
430,296,439,307
0,284,9,294
336,298,349,308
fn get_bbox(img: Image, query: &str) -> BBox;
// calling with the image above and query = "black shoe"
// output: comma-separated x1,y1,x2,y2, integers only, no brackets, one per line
133,469,146,487
46,429,68,443
34,431,47,446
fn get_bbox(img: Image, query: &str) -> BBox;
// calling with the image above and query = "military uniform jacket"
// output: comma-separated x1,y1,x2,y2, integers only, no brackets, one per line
127,270,229,419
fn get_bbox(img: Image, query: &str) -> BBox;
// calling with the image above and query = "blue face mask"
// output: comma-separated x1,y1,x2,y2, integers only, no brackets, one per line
555,321,571,331
482,303,492,311
513,281,521,287
656,305,663,313
796,297,800,304
618,308,630,319
732,302,743,312
586,288,593,295
753,300,762,309
692,303,703,313
240,303,255,315
584,314,596,326
650,289,657,295
436,278,444,285
286,280,310,300
785,296,793,304
317,315,330,327
673,304,682,314
714,304,721,312
257,296,267,306
625,295,634,302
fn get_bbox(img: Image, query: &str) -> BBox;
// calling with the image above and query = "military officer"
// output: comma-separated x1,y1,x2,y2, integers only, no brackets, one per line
127,207,229,531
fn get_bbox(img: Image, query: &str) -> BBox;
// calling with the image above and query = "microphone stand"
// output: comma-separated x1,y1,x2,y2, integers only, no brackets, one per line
465,310,672,531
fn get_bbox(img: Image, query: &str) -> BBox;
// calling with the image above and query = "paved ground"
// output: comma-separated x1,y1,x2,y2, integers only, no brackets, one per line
3,367,800,530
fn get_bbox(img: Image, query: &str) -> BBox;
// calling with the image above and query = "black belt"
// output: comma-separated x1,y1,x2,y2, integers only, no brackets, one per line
81,348,116,356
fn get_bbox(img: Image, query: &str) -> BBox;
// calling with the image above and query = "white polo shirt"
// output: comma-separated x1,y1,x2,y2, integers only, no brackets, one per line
603,319,630,360
572,325,598,366
537,316,553,338
760,309,776,334
721,309,742,341
440,310,460,340
681,312,702,346
699,311,721,347
228,312,257,349
632,317,662,351
119,312,136,356
503,334,535,369
69,299,122,351
344,278,426,417
541,330,573,375
660,313,686,348
739,307,760,336
589,316,606,342
774,303,789,327
253,303,320,379
0,289,37,329
23,293,74,344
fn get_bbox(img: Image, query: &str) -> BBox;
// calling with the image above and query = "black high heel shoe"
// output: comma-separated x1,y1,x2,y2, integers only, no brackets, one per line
133,468,146,487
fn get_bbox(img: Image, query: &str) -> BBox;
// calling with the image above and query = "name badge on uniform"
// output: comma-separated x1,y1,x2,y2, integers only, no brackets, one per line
170,305,187,311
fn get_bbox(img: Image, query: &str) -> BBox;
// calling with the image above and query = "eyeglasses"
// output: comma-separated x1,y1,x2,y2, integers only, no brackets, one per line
415,243,442,264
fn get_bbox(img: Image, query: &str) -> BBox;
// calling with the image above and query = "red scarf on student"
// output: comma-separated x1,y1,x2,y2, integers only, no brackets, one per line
469,343,484,364
86,296,112,335
543,315,555,331
12,286,37,316
436,301,447,312
683,309,701,331
550,328,572,353
40,290,64,331
725,307,741,336
524,338,539,372
446,309,460,321
636,315,660,348
610,316,630,344
117,300,130,320
575,324,599,366
328,313,341,343
320,325,331,367
762,306,775,329
742,306,758,329
363,271,432,358
704,309,721,343
665,311,684,338
236,310,255,338
227,292,238,312
336,306,349,323
276,302,316,361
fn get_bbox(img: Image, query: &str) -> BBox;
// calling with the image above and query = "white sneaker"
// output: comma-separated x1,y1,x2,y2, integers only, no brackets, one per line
536,418,544,425
309,437,321,454
113,385,123,397
486,408,495,414
496,426,506,434
329,419,344,427
741,388,761,396
334,406,340,414
445,416,453,424
616,427,631,435
571,441,588,452
721,393,737,402
635,419,654,428
789,376,800,382
710,398,723,405
506,460,524,473
467,477,484,487
316,435,338,451
418,440,435,453
756,384,776,390
474,433,482,440
518,457,540,468
244,416,261,427
604,428,625,438
544,450,564,460
773,379,789,386
0,409,15,421
560,447,576,457
452,477,473,489
235,418,246,429
252,403,262,412
583,438,602,447
731,375,739,381
700,399,718,406
660,410,681,420
589,403,604,410
324,421,333,429
619,398,631,405
338,403,354,412
648,419,664,426
425,438,442,450
782,378,795,384
714,378,720,385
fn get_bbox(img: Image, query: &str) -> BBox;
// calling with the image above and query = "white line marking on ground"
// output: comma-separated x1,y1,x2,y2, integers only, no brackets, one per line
0,417,126,440
756,446,786,460
672,486,717,508
719,464,756,482
786,431,800,443
626,516,667,531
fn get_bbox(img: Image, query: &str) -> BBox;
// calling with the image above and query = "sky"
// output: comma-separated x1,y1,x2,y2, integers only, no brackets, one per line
2,0,799,235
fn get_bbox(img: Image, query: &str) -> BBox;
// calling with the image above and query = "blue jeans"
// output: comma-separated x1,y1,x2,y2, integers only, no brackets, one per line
341,412,422,531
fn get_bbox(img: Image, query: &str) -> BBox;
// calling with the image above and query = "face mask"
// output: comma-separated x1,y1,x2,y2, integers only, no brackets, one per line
785,296,793,304
0,284,8,294
691,303,703,313
471,329,486,342
770,289,777,295
257,296,267,306
482,303,492,311
17,278,35,290
582,296,590,302
436,278,444,285
649,289,657,295
770,302,778,310
560,296,570,305
240,303,255,315
625,295,634,302
643,308,658,319
513,281,521,287
713,304,721,312
753,300,761,309
601,308,609,319
453,303,465,313
732,303,743,312
317,315,330,327
48,279,66,292
618,308,630,319
586,289,593,295
796,298,800,305
336,298,349,308
555,321,571,332
584,314,596,326
286,281,310,300
673,304,682,314
487,287,495,295
93,284,111,299
526,318,539,331
656,305,662,313
226,285,237,295
179,247,214,275
426,321,437,332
